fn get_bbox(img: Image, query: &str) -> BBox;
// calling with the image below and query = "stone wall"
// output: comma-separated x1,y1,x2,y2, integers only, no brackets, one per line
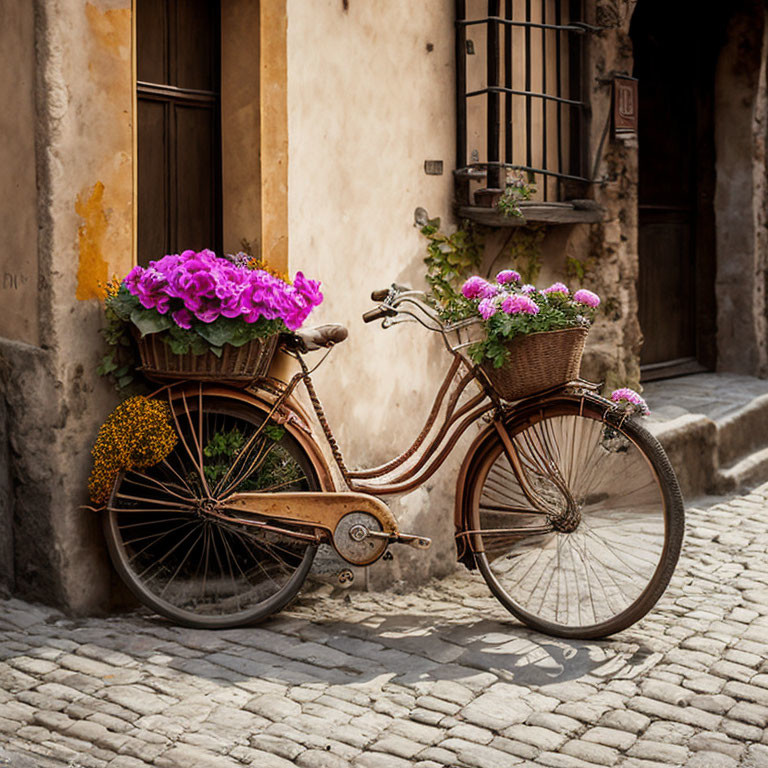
471,0,642,393
714,1,768,376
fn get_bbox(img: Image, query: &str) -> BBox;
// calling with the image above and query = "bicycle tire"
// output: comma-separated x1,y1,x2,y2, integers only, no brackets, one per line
467,397,684,639
103,395,321,629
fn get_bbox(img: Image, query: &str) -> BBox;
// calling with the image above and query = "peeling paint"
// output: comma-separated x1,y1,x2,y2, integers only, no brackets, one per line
75,182,109,301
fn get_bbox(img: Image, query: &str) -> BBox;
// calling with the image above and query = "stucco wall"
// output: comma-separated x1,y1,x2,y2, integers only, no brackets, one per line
0,0,135,611
286,0,473,583
0,1,40,346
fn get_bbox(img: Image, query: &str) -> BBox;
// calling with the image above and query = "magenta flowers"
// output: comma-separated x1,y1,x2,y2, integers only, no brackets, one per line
124,250,322,332
478,297,498,319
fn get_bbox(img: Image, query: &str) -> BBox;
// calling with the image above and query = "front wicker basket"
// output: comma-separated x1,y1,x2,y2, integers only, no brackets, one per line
135,333,279,383
479,326,589,401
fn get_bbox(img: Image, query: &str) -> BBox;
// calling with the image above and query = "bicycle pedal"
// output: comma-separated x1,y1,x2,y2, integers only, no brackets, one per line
394,532,432,550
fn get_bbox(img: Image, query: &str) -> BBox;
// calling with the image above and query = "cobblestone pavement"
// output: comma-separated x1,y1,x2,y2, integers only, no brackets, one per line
2,485,768,768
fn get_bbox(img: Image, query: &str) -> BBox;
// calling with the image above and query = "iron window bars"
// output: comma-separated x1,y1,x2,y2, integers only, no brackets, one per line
455,0,594,208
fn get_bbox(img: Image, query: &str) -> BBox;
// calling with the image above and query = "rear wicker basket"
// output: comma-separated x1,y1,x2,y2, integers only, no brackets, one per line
479,326,588,401
135,333,279,383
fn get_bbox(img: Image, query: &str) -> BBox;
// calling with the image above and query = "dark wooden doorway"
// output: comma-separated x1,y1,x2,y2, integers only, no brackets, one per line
630,3,726,380
136,0,222,267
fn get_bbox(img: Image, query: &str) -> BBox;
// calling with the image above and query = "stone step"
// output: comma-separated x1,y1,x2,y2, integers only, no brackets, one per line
643,373,768,498
716,392,768,467
715,445,768,494
647,414,716,500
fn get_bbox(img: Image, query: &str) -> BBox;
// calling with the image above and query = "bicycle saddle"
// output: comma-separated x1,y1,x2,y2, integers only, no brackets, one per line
293,323,349,352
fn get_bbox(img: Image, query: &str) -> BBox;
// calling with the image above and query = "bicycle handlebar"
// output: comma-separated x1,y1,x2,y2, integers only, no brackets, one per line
362,306,395,323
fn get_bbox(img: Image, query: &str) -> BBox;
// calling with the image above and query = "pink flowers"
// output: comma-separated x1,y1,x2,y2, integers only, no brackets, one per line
124,250,322,331
501,294,539,315
457,269,604,372
611,388,650,415
462,276,489,299
496,269,521,285
574,289,601,308
478,298,498,319
460,273,600,330
461,276,497,300
542,282,569,296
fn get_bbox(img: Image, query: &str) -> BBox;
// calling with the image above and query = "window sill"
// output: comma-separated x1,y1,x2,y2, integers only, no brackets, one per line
456,201,605,227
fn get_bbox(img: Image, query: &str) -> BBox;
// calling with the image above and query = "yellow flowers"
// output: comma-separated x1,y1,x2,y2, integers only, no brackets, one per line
88,396,178,505
104,277,120,299
247,257,292,284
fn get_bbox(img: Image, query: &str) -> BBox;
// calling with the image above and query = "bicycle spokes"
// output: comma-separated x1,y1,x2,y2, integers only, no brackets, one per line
474,406,677,635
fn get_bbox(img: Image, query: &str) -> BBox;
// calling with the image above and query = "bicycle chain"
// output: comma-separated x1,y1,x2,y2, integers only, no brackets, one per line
300,367,352,483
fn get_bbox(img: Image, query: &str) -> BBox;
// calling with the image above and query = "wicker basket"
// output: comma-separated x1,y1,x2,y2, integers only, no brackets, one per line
479,326,588,401
135,332,279,383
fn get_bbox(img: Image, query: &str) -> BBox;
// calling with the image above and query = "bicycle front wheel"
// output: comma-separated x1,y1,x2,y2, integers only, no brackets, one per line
468,398,683,638
103,395,322,629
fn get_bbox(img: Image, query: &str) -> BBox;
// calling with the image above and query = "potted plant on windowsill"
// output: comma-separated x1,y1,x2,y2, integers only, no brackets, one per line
457,271,601,400
99,249,323,388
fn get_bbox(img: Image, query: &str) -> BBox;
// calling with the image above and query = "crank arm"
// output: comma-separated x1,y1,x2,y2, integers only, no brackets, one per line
361,528,432,550
393,532,432,550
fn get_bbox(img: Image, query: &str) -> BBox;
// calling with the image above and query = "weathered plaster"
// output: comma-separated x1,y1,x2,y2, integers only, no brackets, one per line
0,0,40,346
286,0,467,584
0,0,135,613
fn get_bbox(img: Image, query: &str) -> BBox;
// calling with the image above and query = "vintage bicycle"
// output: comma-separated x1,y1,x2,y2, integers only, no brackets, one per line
103,285,684,639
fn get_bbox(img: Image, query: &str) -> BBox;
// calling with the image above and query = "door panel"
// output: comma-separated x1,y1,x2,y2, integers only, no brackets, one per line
137,99,168,259
175,104,217,251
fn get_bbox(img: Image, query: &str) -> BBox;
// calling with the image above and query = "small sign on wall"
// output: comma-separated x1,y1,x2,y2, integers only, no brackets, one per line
613,76,638,141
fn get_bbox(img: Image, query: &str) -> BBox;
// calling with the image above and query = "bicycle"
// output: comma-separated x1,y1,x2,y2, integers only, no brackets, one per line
103,285,684,639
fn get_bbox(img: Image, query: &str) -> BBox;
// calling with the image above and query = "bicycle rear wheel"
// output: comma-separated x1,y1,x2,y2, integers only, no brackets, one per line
468,398,683,638
103,395,321,629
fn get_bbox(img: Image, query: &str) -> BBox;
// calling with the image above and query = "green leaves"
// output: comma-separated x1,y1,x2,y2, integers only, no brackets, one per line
130,308,173,336
195,317,241,347
421,219,485,323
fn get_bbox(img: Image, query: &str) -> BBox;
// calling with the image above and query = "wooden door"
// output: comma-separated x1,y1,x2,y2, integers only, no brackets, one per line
136,0,222,266
631,3,721,380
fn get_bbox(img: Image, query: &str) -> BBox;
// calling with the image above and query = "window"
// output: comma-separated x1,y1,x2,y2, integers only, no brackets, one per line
137,0,222,266
455,0,593,218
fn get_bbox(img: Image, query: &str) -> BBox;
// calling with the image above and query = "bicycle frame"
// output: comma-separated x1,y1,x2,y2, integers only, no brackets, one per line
152,288,604,569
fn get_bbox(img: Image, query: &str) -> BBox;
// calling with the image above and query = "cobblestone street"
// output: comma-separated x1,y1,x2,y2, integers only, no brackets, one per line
2,484,768,768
